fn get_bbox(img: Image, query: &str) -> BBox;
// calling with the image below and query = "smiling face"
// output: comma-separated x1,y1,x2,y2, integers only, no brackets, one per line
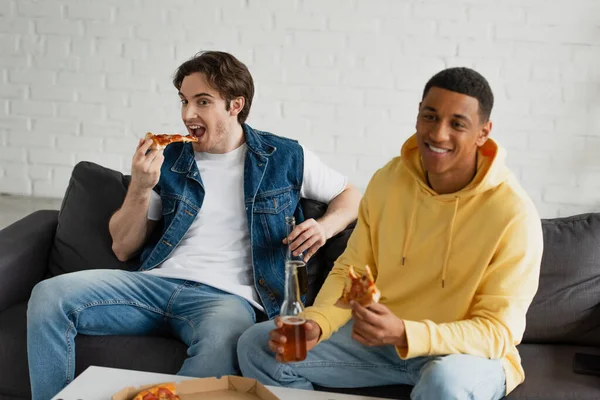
178,72,244,154
415,87,491,188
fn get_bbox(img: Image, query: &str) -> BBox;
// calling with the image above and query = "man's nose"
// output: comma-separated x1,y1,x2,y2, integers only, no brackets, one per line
430,121,450,143
183,105,199,121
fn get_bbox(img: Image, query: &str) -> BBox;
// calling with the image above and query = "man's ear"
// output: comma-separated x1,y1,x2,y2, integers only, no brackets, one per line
416,101,422,130
229,97,245,117
476,120,492,147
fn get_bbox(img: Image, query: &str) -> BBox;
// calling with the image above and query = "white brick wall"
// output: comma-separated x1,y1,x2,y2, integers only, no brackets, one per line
1,0,600,218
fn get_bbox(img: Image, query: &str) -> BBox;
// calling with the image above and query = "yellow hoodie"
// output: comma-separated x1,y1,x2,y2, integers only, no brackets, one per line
303,135,543,395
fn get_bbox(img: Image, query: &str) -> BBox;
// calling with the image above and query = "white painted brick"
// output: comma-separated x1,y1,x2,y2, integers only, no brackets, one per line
527,132,585,152
8,70,56,85
1,55,29,68
4,163,28,180
134,25,185,42
292,31,346,51
57,71,104,88
0,147,26,162
10,100,55,117
0,117,29,131
81,121,128,137
221,8,273,29
132,59,174,77
468,5,525,23
383,18,436,37
531,100,584,117
30,85,75,102
55,135,103,152
544,185,600,206
115,4,166,24
365,89,419,107
46,35,70,56
9,130,54,148
403,38,458,58
414,3,468,21
285,66,340,86
104,137,139,154
96,38,123,57
79,56,132,74
506,83,561,101
32,118,79,135
0,33,17,53
76,88,128,106
85,21,131,39
57,102,104,119
16,1,61,18
318,153,357,176
526,4,600,25
35,19,82,36
354,0,411,17
0,16,34,34
33,180,68,198
458,41,514,59
563,83,600,104
275,11,325,31
29,148,75,166
71,36,94,56
296,134,335,153
0,85,27,99
17,35,44,55
310,118,366,138
29,165,52,180
336,136,384,156
123,40,147,60
0,0,11,16
32,55,79,71
328,14,380,33
107,73,152,91
240,30,290,47
282,102,335,119
75,152,123,171
0,178,31,195
342,69,394,89
439,22,492,40
532,65,560,82
502,115,555,132
66,3,112,20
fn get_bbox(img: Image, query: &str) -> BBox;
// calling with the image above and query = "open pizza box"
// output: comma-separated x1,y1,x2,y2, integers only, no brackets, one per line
112,375,280,400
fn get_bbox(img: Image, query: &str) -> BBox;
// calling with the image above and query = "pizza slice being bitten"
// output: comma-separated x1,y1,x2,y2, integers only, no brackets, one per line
145,132,198,150
335,265,381,309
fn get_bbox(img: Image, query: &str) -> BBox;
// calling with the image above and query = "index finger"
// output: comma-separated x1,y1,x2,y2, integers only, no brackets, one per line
284,222,311,244
351,301,376,323
136,139,154,157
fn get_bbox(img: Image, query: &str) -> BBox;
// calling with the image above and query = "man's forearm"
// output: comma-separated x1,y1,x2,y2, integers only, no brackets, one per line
317,184,362,239
109,185,153,261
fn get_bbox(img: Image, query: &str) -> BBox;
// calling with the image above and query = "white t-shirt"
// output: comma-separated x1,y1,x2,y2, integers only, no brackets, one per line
145,144,347,311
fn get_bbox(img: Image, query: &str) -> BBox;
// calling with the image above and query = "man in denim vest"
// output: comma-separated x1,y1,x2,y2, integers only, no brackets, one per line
27,51,361,400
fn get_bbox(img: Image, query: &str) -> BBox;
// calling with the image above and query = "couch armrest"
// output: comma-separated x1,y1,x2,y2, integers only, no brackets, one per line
0,210,58,312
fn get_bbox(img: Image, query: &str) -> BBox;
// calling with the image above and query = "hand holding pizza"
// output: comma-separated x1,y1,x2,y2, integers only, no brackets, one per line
130,138,164,192
351,302,407,348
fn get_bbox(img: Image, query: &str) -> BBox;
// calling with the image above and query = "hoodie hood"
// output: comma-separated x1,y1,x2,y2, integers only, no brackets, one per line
400,134,510,199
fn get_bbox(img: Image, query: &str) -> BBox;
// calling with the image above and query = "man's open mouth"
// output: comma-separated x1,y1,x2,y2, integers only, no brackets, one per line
187,125,206,138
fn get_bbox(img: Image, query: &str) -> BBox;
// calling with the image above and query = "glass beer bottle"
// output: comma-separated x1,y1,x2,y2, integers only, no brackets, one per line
279,260,307,362
284,216,308,295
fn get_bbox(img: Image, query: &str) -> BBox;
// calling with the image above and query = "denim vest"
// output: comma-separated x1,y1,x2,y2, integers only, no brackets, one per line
139,124,305,319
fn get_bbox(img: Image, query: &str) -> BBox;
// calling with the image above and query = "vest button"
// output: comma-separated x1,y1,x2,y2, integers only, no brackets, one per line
259,278,265,286
140,268,145,271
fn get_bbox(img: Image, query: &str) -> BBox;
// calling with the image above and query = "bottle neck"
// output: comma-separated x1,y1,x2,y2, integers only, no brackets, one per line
284,261,302,304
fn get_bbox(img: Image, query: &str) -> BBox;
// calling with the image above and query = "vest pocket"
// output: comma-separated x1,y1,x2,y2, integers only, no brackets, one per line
253,191,292,214
160,195,178,215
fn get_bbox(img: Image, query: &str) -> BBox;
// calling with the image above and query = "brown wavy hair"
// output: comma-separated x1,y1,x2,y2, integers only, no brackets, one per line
173,51,254,124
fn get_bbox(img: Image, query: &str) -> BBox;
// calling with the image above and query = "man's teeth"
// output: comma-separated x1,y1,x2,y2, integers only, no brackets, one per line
429,144,449,154
189,125,201,129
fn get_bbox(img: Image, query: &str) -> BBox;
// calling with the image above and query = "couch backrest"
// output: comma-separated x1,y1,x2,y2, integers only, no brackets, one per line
49,162,350,308
523,213,600,346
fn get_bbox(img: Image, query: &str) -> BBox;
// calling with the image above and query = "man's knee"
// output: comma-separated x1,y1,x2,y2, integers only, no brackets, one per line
237,322,272,369
413,355,504,400
28,277,68,321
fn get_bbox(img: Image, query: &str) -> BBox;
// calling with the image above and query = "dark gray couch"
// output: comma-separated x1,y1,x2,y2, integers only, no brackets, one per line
1,161,600,399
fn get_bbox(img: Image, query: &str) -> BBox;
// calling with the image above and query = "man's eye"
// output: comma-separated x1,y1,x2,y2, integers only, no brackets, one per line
423,114,435,121
180,99,188,105
453,122,466,129
199,100,209,105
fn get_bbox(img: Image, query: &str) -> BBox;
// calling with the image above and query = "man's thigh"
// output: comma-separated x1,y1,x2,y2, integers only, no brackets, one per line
28,270,183,335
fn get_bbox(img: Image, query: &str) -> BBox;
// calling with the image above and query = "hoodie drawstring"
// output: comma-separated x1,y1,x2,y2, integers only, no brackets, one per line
402,185,418,266
441,197,459,288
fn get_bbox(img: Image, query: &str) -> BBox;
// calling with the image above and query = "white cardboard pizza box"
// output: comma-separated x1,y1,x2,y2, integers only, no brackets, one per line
112,375,280,400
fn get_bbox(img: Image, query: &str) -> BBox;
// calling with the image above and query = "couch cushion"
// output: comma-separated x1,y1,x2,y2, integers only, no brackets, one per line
508,344,600,399
48,162,137,277
75,335,188,377
0,303,30,398
524,213,600,345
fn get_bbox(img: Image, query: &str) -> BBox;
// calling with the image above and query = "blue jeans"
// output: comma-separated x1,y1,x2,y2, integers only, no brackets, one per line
27,270,257,400
238,321,506,400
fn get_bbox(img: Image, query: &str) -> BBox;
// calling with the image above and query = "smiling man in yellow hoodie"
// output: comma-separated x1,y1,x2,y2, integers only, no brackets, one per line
238,67,543,399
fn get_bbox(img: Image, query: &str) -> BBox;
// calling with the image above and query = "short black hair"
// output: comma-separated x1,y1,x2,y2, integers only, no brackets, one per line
422,67,494,123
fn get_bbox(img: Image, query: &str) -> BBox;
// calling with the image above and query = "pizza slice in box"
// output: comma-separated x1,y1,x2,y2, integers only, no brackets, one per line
131,383,180,400
145,132,198,151
335,265,381,309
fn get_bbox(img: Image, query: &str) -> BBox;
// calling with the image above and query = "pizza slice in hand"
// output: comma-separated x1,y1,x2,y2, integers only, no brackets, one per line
132,383,181,400
145,132,198,150
335,265,381,309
